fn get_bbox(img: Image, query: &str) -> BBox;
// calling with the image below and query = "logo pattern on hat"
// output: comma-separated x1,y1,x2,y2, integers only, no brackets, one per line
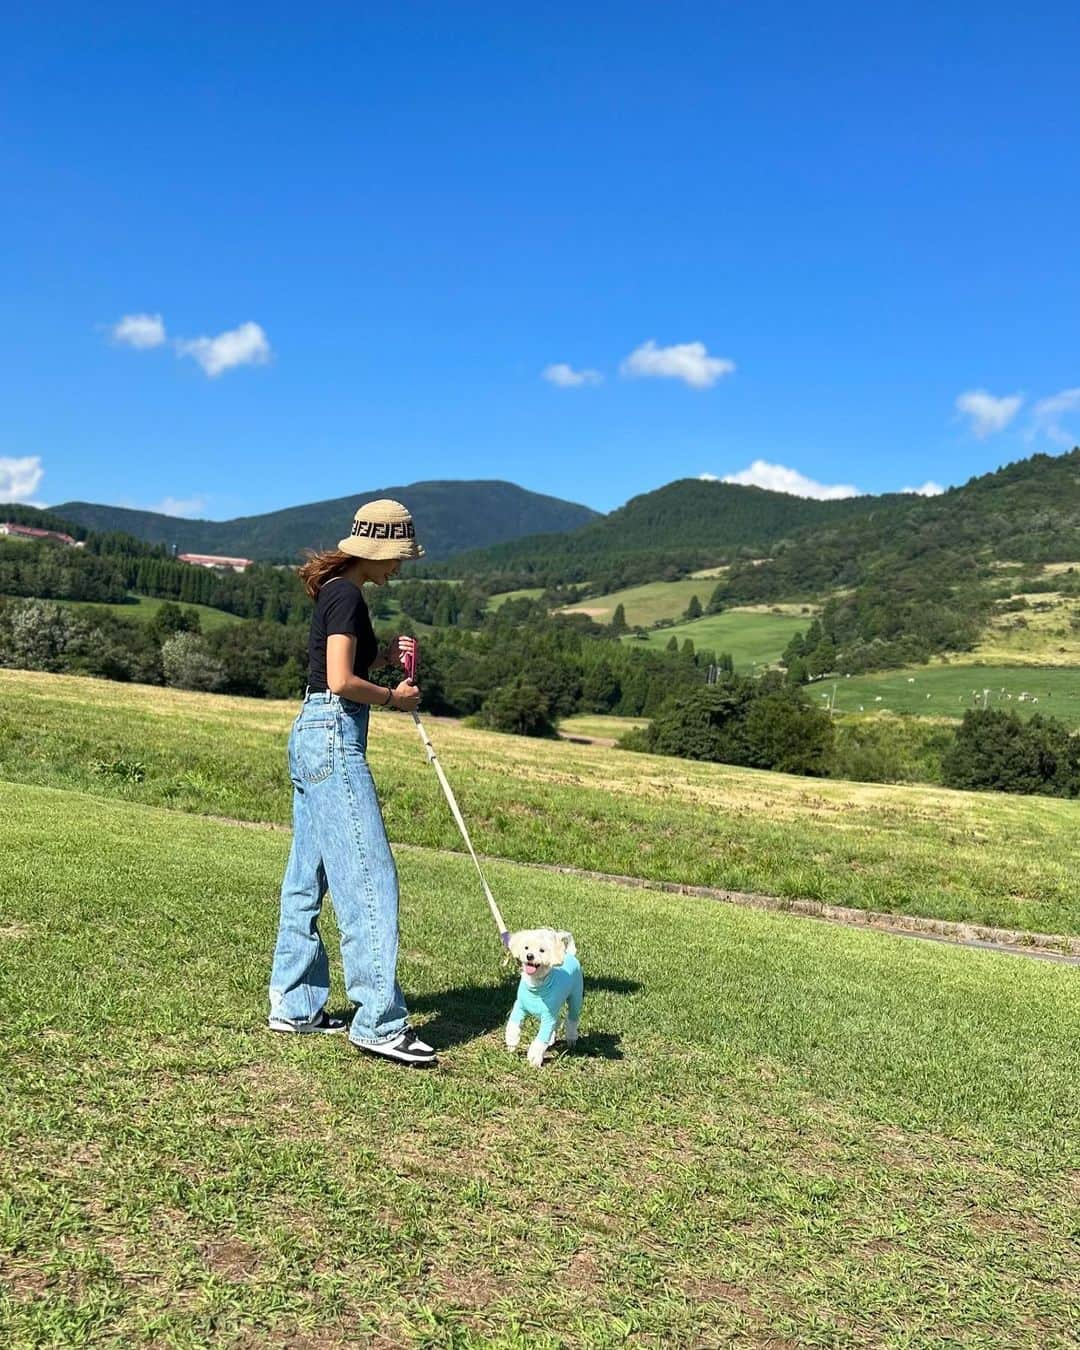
350,518,416,541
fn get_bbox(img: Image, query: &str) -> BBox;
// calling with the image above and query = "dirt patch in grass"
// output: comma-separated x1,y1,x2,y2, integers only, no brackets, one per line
2,1260,49,1301
436,1268,499,1309
562,1247,605,1290
199,1236,262,1280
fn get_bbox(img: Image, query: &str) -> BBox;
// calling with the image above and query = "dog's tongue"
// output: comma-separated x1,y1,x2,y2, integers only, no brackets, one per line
524,963,538,975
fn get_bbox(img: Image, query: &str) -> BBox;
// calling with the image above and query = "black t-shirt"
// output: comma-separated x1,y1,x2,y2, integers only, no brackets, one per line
308,578,379,692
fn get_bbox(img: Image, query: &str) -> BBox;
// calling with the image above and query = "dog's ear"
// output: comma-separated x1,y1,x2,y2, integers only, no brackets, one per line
507,930,528,962
558,931,577,958
549,930,568,965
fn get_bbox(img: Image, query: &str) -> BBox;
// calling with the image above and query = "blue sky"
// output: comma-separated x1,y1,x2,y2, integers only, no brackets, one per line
2,2,1078,519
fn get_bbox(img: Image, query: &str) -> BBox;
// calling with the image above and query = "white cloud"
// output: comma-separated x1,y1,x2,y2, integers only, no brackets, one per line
621,339,735,389
148,495,209,518
1029,387,1080,446
176,321,272,377
901,481,946,496
955,388,1022,438
714,459,860,500
541,362,602,387
0,455,45,504
111,313,167,348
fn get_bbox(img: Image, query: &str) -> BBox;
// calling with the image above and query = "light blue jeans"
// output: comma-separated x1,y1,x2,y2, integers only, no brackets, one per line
268,692,408,1045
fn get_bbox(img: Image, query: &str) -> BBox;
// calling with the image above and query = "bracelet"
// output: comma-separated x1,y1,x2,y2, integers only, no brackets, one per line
383,686,394,708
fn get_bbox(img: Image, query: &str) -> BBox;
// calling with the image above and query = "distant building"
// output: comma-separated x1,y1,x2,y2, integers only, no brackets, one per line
0,522,79,546
177,552,253,573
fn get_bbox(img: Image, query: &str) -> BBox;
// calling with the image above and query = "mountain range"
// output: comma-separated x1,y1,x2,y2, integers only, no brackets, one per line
51,481,600,563
11,448,1080,584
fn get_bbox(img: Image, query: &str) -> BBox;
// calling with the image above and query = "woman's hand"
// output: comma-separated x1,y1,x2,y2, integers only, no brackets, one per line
390,679,421,713
385,635,416,667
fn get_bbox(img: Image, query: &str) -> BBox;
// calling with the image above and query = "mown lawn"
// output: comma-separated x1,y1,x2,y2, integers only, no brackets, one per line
2,592,246,632
485,588,546,611
2,782,1077,1347
829,665,1080,729
1,670,1078,936
558,714,649,741
622,609,808,670
559,579,717,626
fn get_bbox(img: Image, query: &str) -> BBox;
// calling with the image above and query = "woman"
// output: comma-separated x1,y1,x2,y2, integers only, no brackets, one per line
267,498,436,1068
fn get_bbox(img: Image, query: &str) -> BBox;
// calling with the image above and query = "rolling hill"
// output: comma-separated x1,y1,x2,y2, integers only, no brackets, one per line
427,450,1080,591
427,477,910,584
50,480,600,563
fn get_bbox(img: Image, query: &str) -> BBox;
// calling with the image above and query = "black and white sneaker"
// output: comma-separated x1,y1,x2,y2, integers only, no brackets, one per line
353,1028,438,1068
268,1008,347,1035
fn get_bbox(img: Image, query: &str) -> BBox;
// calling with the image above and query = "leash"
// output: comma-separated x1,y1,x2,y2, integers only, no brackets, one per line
401,640,510,948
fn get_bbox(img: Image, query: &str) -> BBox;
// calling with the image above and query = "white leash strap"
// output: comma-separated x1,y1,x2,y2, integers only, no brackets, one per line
408,711,509,940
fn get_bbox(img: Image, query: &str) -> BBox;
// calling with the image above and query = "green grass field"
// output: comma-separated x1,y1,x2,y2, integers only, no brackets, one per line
828,665,1080,729
624,608,809,670
29,592,246,632
1,671,1078,936
558,714,649,741
2,781,1077,1346
485,587,546,611
559,579,718,627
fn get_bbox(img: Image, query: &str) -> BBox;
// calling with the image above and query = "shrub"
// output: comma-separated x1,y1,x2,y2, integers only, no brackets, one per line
639,678,833,775
942,708,1080,797
480,677,555,737
0,599,81,671
831,714,953,784
161,632,227,693
740,694,834,776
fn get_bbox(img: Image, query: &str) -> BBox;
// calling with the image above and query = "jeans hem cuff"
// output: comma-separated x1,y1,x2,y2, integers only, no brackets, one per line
349,1028,407,1048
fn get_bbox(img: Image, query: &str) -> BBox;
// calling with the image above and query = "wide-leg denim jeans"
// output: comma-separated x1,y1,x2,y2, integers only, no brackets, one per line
268,692,408,1045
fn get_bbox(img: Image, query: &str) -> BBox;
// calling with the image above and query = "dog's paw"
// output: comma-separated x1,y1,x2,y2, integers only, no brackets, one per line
526,1038,547,1068
505,1023,521,1051
564,1018,579,1048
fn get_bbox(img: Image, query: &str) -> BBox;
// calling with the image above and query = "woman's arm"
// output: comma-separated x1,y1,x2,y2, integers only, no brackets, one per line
326,635,420,711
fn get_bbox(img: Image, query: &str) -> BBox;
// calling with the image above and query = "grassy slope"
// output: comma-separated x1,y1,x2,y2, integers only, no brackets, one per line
1,671,1078,936
558,714,649,740
2,593,244,632
623,608,808,669
829,665,1080,728
961,588,1080,666
559,579,718,626
1,782,1077,1346
485,587,546,610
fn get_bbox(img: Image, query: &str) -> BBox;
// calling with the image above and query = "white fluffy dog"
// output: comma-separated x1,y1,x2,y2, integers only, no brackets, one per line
504,929,584,1067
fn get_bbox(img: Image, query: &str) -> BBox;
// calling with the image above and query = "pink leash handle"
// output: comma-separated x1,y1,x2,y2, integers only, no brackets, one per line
402,639,418,685
399,637,510,946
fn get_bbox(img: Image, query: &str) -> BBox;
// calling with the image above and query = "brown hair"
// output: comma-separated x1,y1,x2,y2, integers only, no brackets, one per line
298,549,355,601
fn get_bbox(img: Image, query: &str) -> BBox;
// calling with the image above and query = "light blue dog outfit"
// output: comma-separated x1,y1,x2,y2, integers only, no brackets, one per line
507,951,584,1046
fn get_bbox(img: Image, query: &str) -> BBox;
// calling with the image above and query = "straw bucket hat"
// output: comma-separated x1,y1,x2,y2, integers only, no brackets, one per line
338,499,425,560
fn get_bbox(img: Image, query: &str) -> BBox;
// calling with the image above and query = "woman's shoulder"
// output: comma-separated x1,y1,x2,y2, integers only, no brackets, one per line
317,577,363,606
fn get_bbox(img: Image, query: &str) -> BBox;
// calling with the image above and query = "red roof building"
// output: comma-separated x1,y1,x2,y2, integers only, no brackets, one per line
0,522,78,546
177,552,253,573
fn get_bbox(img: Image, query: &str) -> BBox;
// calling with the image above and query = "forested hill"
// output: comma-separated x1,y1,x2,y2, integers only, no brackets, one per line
426,478,904,588
718,448,1080,605
426,450,1080,593
50,480,599,563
